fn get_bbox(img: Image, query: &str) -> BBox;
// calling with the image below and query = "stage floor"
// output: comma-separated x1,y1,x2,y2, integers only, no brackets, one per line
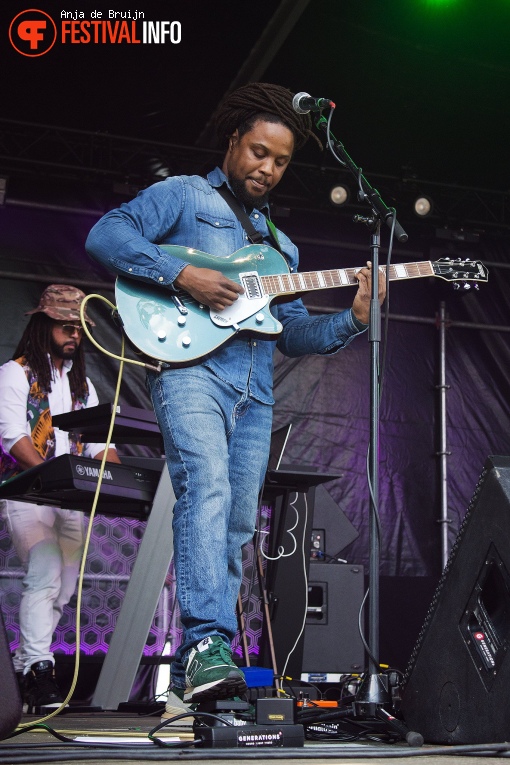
1,710,509,765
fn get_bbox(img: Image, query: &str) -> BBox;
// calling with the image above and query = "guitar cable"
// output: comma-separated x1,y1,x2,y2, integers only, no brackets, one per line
80,294,162,373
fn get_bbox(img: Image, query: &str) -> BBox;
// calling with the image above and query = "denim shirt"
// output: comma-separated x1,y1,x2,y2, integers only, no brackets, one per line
86,167,367,404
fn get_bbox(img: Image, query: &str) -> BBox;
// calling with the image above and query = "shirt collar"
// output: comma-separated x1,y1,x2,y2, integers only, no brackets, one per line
48,354,73,381
207,167,271,217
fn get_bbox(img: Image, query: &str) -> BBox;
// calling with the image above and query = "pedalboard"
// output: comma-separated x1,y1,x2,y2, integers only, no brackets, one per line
195,723,304,748
192,697,303,747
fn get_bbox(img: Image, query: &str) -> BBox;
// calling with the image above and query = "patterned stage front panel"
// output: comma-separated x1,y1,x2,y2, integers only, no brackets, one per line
0,504,273,662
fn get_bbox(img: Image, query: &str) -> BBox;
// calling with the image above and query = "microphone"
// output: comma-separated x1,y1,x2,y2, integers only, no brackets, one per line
292,91,335,114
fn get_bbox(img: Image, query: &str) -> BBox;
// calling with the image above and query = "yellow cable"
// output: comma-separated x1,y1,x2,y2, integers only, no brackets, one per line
79,294,161,372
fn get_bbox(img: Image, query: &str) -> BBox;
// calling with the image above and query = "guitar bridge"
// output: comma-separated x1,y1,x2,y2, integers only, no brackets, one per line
239,271,263,300
171,294,189,315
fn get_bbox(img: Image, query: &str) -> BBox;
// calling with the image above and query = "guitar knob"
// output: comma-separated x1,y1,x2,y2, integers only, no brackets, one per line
255,313,265,324
177,316,187,326
182,336,191,347
157,329,167,341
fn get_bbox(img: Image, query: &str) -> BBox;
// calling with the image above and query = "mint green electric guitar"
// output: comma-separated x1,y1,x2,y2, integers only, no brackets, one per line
114,243,488,366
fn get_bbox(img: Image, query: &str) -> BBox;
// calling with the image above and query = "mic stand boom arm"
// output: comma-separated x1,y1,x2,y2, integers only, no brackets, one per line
315,115,408,244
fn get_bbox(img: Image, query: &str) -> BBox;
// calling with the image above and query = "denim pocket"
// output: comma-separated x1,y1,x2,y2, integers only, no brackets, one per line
194,211,237,256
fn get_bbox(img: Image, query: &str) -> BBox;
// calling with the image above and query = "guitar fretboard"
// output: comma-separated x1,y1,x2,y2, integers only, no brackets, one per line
261,261,435,296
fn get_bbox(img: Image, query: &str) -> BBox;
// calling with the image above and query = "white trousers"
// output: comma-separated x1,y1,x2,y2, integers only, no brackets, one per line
1,500,84,673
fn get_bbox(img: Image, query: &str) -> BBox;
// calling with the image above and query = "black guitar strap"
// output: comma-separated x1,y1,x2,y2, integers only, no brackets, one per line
216,184,283,254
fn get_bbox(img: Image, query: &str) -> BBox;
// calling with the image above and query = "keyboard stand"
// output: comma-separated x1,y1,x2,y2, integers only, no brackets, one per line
91,465,175,709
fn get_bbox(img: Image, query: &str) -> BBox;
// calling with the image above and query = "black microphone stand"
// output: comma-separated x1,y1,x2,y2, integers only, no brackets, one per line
313,115,423,746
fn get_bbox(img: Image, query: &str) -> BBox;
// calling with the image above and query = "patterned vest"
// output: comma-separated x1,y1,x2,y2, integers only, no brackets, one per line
0,357,88,483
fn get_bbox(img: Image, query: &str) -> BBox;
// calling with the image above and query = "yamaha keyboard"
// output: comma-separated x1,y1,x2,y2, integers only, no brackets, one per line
0,455,163,518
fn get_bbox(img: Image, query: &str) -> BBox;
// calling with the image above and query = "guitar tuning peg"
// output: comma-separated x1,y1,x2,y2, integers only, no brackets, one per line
463,283,471,290
453,283,460,290
474,283,480,290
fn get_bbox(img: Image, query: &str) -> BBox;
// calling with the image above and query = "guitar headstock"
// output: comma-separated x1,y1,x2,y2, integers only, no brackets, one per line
432,258,488,290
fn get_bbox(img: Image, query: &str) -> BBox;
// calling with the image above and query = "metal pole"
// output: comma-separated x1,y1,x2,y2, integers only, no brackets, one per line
436,302,451,569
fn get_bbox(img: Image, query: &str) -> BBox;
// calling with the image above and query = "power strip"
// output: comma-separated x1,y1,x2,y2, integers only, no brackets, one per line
195,723,304,748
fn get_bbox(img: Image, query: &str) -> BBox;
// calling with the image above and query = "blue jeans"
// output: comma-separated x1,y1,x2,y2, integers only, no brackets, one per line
147,365,272,688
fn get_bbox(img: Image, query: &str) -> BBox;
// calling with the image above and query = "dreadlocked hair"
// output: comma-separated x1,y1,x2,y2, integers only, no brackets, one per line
214,82,323,152
12,313,89,400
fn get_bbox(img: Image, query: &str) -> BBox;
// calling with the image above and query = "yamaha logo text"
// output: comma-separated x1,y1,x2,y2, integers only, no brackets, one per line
75,464,114,481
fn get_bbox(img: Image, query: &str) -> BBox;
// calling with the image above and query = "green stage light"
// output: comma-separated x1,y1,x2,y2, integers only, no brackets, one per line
423,0,457,7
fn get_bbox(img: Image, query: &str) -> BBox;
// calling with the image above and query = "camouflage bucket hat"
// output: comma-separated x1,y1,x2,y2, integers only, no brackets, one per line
25,284,95,325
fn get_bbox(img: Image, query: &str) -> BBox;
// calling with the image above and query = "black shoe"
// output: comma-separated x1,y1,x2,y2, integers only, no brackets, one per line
24,661,64,711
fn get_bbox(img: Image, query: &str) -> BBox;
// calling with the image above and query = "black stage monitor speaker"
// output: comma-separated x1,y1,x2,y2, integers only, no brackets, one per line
400,455,510,744
302,562,365,675
0,608,22,739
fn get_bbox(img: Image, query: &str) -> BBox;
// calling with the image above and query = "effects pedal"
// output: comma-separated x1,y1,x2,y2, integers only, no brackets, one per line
193,698,252,728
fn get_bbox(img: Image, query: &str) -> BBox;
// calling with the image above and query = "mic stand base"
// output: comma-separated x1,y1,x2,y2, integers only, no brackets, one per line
347,671,424,747
353,671,391,718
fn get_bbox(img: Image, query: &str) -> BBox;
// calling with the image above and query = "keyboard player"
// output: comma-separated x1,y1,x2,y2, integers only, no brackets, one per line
0,284,120,712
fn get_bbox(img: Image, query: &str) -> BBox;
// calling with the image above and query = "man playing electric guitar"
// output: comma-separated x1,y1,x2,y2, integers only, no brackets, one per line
86,82,385,718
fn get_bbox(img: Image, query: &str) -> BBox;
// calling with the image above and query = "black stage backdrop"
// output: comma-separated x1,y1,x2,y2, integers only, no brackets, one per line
1,197,509,584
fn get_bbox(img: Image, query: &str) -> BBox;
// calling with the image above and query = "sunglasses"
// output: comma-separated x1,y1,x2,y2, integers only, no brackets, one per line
59,324,84,336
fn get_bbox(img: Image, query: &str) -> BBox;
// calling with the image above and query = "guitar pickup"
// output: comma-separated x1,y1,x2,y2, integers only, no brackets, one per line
239,271,263,300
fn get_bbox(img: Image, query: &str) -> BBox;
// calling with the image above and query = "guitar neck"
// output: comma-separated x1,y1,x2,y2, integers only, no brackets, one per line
261,261,435,296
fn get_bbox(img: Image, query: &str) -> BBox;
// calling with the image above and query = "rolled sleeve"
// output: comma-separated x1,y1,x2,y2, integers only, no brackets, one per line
0,361,31,453
275,300,367,358
85,178,190,287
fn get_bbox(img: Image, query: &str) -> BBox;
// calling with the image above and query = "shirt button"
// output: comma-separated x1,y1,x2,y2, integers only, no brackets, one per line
215,221,220,226
128,268,133,272
254,213,259,219
158,276,164,282
253,341,257,347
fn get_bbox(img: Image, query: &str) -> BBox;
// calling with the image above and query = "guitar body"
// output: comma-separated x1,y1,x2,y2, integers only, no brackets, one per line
115,244,288,365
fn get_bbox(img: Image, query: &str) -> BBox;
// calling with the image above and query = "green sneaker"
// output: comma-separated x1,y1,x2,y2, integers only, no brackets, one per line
184,636,247,702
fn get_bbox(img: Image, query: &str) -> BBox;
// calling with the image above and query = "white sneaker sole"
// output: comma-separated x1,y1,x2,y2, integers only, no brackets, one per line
184,670,247,703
